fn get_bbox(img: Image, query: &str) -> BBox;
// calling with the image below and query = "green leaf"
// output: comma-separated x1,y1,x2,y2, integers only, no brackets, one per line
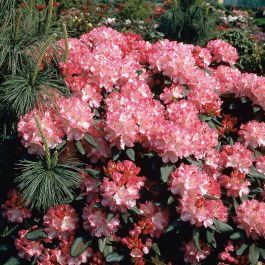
84,134,98,149
166,219,181,233
259,248,265,259
229,232,244,240
84,168,102,178
112,149,121,161
0,224,19,237
130,206,140,215
105,252,124,263
214,219,233,233
56,140,66,150
160,164,174,183
0,244,9,251
126,148,135,161
152,243,161,256
199,114,212,122
236,243,248,256
193,227,201,251
3,257,21,265
249,243,259,265
26,228,47,241
167,195,175,205
70,236,92,258
98,238,106,253
136,69,144,76
107,212,115,222
150,257,166,265
75,140,85,155
248,167,265,180
206,229,216,248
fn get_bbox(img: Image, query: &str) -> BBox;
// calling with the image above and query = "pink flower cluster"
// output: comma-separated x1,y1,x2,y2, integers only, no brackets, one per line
234,199,265,239
1,189,31,223
206,39,238,65
169,164,228,227
43,204,79,240
239,121,265,149
100,160,146,212
183,240,211,265
15,205,93,265
18,96,93,155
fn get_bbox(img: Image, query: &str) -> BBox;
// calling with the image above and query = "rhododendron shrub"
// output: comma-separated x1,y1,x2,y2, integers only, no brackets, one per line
1,26,265,265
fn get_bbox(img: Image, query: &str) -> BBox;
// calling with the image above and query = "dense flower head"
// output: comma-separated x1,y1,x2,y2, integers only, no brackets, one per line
57,96,94,140
43,204,79,240
219,143,253,173
38,236,93,265
1,189,31,223
18,108,64,155
183,240,211,265
15,227,45,261
238,121,265,149
219,170,250,197
82,202,120,237
192,46,212,68
139,201,169,238
100,160,146,212
256,156,265,175
169,164,227,227
206,39,238,65
234,200,265,239
213,65,241,95
149,39,196,84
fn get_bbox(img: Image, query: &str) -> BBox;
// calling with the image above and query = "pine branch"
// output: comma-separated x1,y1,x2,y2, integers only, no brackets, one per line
16,158,81,211
45,0,54,34
31,33,57,86
62,23,69,63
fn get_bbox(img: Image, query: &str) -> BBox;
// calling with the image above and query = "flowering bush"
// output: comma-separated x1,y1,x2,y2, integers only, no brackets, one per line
1,26,265,265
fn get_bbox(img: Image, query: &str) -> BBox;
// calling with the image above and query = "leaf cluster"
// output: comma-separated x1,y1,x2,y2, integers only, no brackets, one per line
158,0,218,44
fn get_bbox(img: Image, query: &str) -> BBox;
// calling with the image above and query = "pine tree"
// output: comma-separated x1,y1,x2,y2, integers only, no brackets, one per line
158,0,218,45
0,1,81,212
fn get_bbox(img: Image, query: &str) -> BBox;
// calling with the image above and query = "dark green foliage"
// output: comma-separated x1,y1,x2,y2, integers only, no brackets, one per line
219,29,264,75
117,0,154,21
159,0,218,44
15,157,81,211
0,0,69,139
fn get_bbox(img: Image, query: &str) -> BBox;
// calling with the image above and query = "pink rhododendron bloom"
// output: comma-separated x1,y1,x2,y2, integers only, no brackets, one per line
43,204,79,240
100,160,146,212
139,201,169,238
206,39,238,65
213,65,241,95
82,202,120,237
234,200,265,239
1,189,31,223
84,121,111,163
38,236,93,265
169,164,227,227
218,241,239,265
15,227,45,260
160,84,184,104
239,121,265,149
220,143,253,173
183,240,210,265
18,108,64,155
192,46,212,68
57,96,93,140
256,156,265,175
219,170,250,197
149,39,196,84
